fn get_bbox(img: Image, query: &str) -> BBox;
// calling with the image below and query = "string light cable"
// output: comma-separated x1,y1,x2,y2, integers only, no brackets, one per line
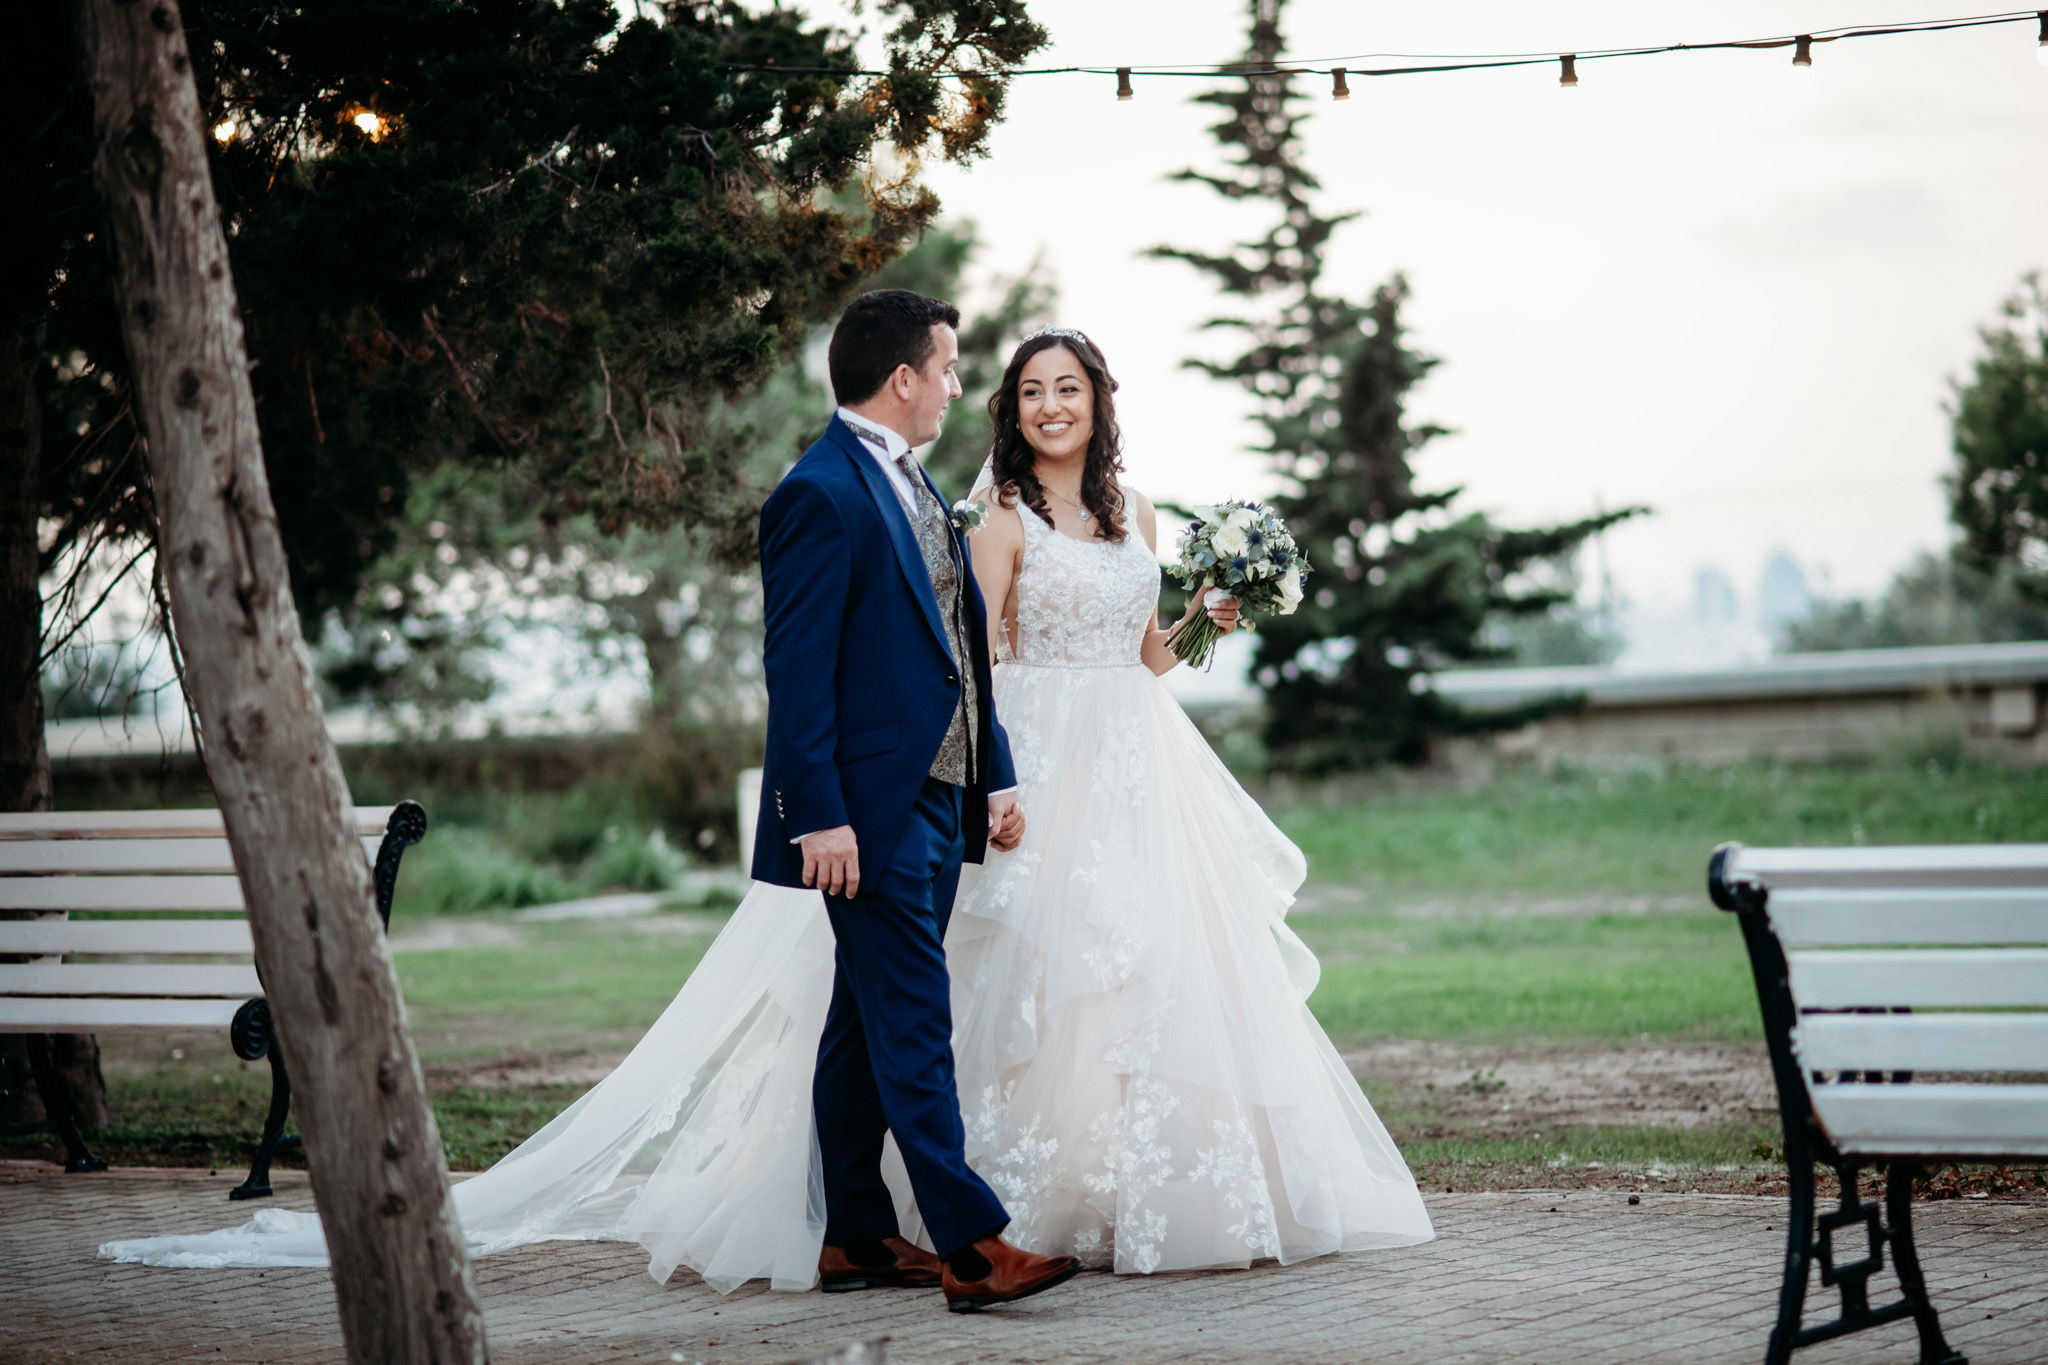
713,9,2048,95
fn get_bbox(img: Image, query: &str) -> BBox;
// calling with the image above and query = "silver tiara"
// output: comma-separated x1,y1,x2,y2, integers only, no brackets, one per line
1023,325,1088,345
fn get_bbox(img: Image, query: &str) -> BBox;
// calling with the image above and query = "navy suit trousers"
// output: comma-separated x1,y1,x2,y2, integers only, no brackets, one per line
812,777,1009,1259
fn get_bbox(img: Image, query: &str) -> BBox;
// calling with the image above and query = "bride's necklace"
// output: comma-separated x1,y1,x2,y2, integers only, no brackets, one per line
1042,482,1091,524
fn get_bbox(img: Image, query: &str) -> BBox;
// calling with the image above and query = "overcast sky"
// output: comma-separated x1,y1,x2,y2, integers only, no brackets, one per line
872,2,2048,629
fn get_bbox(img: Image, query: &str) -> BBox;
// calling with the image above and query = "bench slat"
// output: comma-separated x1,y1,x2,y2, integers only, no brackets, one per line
0,997,244,1029
1812,1084,2048,1158
1788,949,2048,1007
1796,1013,2048,1072
0,920,254,955
0,806,398,840
1770,888,2048,946
0,963,262,998
0,837,381,874
0,875,247,911
1730,843,2048,890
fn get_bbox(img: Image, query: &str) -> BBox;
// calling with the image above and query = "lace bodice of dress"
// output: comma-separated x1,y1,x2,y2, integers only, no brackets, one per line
1007,502,1160,667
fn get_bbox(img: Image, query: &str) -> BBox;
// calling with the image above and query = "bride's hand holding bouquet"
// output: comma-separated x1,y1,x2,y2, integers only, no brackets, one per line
1164,500,1309,669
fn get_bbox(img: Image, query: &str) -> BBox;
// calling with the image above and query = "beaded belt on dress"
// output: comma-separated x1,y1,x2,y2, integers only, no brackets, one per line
1002,659,1143,671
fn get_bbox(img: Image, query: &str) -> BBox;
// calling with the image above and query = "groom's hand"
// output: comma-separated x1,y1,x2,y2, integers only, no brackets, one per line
801,826,860,897
987,791,1025,852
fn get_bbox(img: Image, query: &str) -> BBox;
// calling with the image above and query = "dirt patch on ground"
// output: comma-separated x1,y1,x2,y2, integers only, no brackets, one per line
1345,1039,1777,1130
1343,1039,2048,1201
387,911,729,955
388,920,526,953
430,1049,629,1090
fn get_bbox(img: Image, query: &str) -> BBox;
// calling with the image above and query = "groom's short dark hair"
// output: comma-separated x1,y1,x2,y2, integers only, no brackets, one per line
829,290,961,405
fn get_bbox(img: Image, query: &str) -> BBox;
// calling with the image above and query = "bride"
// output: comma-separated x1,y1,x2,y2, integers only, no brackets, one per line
944,327,1430,1274
100,327,1433,1288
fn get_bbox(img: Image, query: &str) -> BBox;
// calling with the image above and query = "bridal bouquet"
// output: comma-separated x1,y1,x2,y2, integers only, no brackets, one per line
1164,500,1309,669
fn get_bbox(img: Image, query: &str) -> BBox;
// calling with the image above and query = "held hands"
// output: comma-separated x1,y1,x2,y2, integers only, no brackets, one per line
1188,586,1241,636
987,790,1027,852
800,826,860,897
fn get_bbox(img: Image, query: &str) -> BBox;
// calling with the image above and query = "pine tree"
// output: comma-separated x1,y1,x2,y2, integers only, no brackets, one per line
1948,272,2048,602
1154,0,1637,770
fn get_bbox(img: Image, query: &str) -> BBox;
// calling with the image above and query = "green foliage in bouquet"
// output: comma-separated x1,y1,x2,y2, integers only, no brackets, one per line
1153,0,1640,771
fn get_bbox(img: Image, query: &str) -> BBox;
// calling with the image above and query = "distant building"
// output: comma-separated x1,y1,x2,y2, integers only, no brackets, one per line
1427,640,2048,765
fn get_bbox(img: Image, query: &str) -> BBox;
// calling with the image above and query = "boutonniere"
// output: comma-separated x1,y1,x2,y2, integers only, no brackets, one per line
950,499,989,534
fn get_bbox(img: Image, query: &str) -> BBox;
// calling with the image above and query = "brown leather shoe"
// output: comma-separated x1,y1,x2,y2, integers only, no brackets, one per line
819,1236,943,1292
942,1235,1081,1313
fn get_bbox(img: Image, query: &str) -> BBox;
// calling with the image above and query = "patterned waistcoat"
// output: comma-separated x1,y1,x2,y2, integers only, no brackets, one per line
896,458,977,787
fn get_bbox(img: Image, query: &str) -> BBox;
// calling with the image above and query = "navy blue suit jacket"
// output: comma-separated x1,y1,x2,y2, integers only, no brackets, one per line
749,415,1017,891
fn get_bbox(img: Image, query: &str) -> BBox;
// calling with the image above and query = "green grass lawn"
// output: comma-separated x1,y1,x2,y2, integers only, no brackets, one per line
399,921,714,1063
1301,909,1755,1044
9,753,2045,1191
1269,754,2048,905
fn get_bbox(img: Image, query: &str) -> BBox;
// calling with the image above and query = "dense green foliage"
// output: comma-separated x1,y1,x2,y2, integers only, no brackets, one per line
10,0,1046,644
1153,0,1636,770
1948,272,2048,602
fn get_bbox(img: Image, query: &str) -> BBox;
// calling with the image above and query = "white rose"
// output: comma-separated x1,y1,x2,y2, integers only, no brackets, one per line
1212,523,1249,558
1277,565,1304,614
1227,506,1258,529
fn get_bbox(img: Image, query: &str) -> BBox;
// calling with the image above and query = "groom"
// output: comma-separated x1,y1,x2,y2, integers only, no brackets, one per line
752,290,1079,1312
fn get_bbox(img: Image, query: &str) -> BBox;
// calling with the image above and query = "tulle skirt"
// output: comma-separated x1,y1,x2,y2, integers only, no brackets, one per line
945,661,1432,1273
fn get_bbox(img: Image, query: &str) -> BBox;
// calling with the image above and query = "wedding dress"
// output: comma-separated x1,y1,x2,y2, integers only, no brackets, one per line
98,498,1432,1287
944,506,1431,1273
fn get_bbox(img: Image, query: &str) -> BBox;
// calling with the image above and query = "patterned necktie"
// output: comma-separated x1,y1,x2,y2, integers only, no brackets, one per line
894,452,944,527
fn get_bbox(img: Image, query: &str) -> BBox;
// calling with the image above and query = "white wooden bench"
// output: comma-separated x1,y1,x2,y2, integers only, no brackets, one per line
0,801,427,1197
1711,841,2048,1365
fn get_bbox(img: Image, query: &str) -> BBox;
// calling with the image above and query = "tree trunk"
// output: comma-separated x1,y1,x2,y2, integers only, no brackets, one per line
0,324,53,817
0,315,111,1129
72,4,488,1361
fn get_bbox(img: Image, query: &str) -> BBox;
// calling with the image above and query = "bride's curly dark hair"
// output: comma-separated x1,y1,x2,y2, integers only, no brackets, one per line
985,329,1128,543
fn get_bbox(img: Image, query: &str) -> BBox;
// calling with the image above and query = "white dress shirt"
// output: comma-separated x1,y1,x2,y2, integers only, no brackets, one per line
835,407,922,512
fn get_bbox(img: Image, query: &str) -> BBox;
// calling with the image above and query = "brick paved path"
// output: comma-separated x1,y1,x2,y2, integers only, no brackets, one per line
4,1164,2043,1364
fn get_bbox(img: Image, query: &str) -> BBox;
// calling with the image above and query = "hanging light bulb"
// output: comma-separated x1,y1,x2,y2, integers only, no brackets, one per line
1559,54,1579,88
1116,67,1133,101
1332,67,1351,100
2036,12,2048,67
1790,34,1814,79
341,104,388,140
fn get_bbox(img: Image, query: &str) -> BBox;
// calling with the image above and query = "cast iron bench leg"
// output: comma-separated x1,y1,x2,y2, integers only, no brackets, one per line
1767,1140,1816,1365
1885,1163,1966,1365
231,1045,291,1201
26,1034,107,1174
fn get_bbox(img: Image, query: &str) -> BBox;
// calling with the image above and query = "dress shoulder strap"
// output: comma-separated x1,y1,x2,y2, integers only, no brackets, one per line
1009,495,1054,544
